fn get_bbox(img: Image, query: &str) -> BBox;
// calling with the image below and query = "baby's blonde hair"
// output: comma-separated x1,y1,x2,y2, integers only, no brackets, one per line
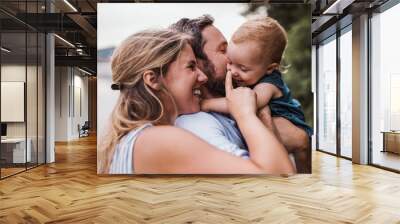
98,29,191,174
231,16,287,66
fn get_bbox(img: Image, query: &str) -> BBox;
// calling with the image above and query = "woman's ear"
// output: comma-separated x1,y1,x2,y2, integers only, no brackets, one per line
143,70,162,90
266,63,279,74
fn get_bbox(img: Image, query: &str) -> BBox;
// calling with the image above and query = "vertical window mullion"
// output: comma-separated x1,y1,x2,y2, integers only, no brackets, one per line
336,27,341,157
25,0,28,171
316,44,319,151
36,0,39,167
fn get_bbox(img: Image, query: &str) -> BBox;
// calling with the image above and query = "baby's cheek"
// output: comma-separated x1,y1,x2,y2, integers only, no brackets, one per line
241,73,251,81
244,74,258,86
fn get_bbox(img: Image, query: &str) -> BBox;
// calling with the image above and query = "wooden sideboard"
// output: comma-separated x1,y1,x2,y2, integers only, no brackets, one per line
382,131,400,154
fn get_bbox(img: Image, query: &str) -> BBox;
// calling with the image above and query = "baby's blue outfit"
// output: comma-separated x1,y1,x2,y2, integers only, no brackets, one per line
252,70,313,137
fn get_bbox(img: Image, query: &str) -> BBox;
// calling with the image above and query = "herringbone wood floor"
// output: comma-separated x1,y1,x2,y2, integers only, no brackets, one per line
1,135,400,224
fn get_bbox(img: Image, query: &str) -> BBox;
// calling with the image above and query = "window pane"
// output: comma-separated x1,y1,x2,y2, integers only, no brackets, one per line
340,29,352,158
1,28,27,178
318,36,337,154
27,31,38,169
371,3,400,171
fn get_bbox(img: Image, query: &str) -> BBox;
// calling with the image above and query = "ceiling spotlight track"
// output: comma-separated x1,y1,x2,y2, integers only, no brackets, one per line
323,0,355,15
1,47,11,53
54,34,76,48
78,67,94,76
63,0,78,12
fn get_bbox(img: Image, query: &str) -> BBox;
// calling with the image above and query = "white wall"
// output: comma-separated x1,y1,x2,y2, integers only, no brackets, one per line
54,67,89,141
97,61,118,139
1,65,37,138
1,63,46,164
1,65,26,141
72,72,89,138
55,67,69,141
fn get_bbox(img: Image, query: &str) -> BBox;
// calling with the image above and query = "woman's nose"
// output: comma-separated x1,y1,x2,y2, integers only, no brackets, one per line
197,68,208,84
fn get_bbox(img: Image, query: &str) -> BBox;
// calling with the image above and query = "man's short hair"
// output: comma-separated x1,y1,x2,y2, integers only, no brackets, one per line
169,14,214,60
170,15,225,97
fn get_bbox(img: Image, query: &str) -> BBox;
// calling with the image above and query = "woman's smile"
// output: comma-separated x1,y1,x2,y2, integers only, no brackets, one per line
163,44,208,115
193,88,202,99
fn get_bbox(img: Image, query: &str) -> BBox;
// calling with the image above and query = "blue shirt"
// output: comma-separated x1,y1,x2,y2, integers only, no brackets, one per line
253,70,313,136
175,112,249,158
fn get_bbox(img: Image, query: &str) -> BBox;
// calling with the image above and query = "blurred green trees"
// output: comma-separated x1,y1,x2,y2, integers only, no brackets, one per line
242,3,313,127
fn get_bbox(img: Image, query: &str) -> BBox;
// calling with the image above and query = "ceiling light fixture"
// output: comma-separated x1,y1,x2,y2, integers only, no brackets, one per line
78,67,93,76
54,34,75,48
1,47,11,53
63,0,78,12
323,0,354,15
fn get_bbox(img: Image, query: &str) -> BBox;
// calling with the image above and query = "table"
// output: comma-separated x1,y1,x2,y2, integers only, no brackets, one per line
1,138,32,163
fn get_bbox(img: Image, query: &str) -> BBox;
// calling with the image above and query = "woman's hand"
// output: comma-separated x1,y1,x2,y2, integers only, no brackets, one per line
225,71,257,120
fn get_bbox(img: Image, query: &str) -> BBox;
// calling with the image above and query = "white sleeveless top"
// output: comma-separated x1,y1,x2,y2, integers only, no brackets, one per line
109,123,153,174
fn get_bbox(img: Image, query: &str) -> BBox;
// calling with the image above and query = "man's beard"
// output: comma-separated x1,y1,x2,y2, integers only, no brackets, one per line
201,59,226,97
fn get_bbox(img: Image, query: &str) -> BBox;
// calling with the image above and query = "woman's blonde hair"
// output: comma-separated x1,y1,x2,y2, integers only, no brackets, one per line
98,29,191,174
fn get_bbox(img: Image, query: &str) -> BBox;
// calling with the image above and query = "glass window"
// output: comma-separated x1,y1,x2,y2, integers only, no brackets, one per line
339,27,352,158
371,3,400,171
317,36,337,154
1,29,28,178
0,1,46,179
27,30,38,169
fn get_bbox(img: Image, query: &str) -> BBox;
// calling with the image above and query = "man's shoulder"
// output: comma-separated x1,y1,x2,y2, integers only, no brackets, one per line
175,112,221,128
209,112,237,127
176,111,217,122
209,112,233,121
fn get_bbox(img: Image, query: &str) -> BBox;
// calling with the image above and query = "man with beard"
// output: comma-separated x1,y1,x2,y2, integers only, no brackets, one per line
170,15,256,160
170,15,312,173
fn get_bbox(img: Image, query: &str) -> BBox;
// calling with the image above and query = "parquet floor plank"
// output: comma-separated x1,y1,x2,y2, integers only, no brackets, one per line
0,135,399,223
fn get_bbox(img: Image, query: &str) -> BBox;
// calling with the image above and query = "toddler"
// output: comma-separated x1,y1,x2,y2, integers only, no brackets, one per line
201,16,313,173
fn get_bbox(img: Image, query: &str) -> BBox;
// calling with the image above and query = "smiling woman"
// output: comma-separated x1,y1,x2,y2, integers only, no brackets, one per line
97,28,294,175
161,44,208,115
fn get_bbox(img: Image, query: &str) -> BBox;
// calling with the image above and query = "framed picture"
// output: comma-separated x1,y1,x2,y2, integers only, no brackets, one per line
97,2,312,175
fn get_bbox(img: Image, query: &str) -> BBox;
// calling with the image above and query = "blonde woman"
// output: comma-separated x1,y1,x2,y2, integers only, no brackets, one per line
98,29,294,174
